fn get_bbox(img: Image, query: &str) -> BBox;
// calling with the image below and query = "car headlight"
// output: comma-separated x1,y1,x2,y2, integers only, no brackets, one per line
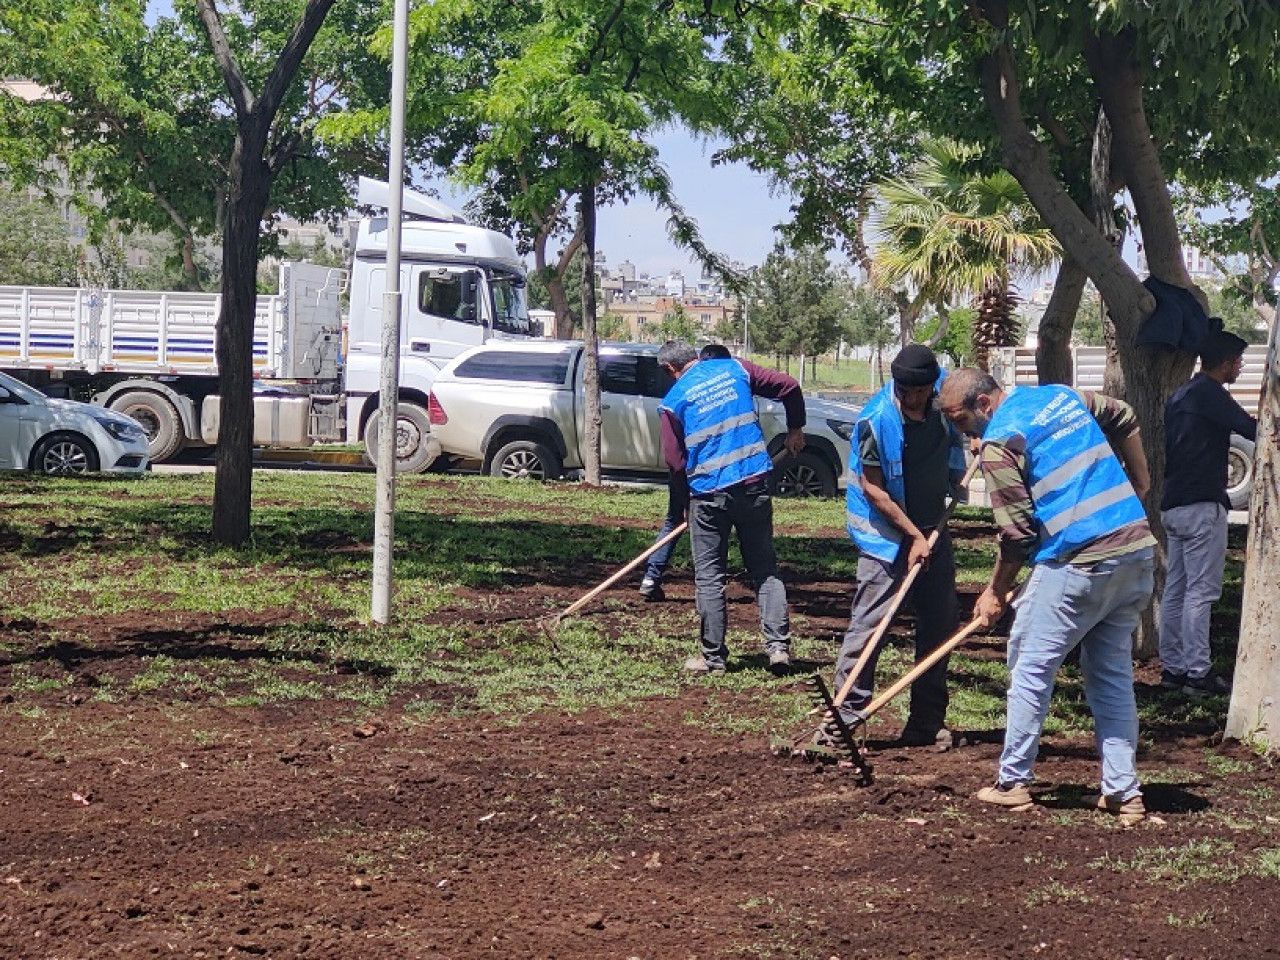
826,419,855,441
93,415,148,443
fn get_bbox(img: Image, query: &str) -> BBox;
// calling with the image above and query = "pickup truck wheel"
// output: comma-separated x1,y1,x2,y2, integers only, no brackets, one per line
1227,435,1255,510
774,449,837,498
489,440,562,481
363,403,439,474
109,390,183,463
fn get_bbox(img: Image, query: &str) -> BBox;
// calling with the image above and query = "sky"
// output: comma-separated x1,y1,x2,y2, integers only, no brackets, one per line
427,128,796,279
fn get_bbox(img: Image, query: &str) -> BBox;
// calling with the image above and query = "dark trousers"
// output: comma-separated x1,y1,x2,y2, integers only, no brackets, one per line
688,477,790,665
832,528,957,730
644,476,689,584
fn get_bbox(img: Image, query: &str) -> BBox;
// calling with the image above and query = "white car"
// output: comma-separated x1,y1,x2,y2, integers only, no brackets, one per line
0,370,151,475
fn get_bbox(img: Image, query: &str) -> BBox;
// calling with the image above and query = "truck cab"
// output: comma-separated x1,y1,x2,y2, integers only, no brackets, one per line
341,178,539,471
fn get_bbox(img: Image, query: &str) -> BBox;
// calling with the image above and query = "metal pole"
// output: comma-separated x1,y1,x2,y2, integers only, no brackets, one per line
371,0,410,624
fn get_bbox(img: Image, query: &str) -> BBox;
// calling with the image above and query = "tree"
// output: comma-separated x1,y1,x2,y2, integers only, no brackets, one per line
0,191,80,286
748,241,846,373
1072,283,1107,347
842,284,897,385
596,311,628,342
870,138,1059,364
659,302,700,343
1226,313,1280,750
5,0,388,545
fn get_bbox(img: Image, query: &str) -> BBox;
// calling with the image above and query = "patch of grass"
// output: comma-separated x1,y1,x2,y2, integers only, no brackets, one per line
1091,839,1240,888
1166,909,1215,929
1024,881,1094,907
1206,753,1254,777
8,665,73,695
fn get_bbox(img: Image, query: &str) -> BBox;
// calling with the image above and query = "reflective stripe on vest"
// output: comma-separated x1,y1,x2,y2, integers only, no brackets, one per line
845,371,963,562
984,385,1146,563
661,358,772,494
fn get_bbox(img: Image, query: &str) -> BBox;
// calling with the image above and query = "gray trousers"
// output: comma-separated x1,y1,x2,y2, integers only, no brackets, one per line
689,477,790,666
1159,501,1228,679
832,528,957,729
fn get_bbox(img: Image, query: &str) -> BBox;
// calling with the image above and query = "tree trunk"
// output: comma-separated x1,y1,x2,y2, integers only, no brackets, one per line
1226,315,1280,749
179,232,200,291
212,134,270,545
1084,29,1202,658
579,179,602,486
1036,256,1087,384
977,13,1198,658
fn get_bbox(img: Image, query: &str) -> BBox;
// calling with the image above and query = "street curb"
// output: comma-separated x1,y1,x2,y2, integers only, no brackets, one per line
253,449,367,466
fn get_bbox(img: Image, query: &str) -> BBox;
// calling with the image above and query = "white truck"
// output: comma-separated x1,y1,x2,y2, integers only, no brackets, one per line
0,178,540,470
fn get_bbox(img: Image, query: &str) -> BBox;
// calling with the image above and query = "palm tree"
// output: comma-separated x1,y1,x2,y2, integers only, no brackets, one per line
870,138,1060,366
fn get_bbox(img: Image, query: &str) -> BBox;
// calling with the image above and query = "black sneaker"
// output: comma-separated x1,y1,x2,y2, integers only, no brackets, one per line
1183,673,1231,698
1160,669,1187,690
767,649,791,675
639,578,665,602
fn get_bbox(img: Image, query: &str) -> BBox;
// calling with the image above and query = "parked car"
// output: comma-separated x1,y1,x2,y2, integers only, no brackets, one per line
0,370,150,475
427,341,860,496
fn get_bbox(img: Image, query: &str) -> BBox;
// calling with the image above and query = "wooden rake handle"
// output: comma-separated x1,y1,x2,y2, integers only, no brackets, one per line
850,585,1020,729
554,448,793,622
827,456,980,712
556,521,688,621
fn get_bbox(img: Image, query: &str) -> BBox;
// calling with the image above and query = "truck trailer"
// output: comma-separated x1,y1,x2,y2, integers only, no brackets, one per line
0,178,540,471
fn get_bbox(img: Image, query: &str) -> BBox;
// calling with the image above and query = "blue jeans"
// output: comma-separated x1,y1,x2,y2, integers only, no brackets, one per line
999,549,1155,800
644,476,689,584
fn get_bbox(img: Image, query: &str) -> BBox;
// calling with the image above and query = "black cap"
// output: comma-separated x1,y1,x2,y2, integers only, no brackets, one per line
1199,329,1248,370
890,343,940,387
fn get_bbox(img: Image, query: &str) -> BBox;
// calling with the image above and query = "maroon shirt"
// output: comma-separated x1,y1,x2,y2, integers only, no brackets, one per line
660,359,805,486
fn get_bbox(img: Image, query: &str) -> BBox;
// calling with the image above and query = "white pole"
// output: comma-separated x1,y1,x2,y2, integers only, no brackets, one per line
371,0,410,624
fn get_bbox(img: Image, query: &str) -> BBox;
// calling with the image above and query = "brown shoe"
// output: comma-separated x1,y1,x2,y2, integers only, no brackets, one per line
976,783,1035,812
683,655,726,675
1086,792,1145,826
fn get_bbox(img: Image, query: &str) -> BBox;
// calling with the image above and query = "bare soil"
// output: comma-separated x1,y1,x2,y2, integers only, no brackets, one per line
2,503,1276,959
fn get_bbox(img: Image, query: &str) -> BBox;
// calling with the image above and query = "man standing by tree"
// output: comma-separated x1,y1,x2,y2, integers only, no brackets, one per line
657,340,804,675
1159,331,1257,696
939,369,1154,825
828,345,968,749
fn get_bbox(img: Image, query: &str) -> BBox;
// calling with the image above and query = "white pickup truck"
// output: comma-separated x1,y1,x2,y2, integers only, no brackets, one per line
427,340,861,496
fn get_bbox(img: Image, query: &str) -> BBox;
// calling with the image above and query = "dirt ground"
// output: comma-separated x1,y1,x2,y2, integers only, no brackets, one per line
2,502,1277,959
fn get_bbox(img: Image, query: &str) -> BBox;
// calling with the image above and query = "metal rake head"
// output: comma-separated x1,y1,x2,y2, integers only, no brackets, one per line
770,675,873,783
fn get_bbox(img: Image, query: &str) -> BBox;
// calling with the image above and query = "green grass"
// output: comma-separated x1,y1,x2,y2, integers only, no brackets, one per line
0,469,1248,740
1089,839,1280,888
746,352,876,393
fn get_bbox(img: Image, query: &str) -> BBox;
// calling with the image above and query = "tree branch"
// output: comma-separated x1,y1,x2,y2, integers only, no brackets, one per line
194,0,255,119
268,129,305,177
257,0,338,127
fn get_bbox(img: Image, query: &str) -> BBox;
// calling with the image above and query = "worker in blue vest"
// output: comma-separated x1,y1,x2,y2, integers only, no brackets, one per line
658,339,805,675
826,344,968,749
939,368,1155,826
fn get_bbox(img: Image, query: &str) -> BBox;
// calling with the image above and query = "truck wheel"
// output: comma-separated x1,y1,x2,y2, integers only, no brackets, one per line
1227,435,1255,511
489,440,562,481
110,390,184,463
32,432,100,475
774,449,837,498
363,403,439,474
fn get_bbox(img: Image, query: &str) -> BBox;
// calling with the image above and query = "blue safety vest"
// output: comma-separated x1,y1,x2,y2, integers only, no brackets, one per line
661,358,772,494
984,385,1146,563
844,368,962,563
844,371,966,562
